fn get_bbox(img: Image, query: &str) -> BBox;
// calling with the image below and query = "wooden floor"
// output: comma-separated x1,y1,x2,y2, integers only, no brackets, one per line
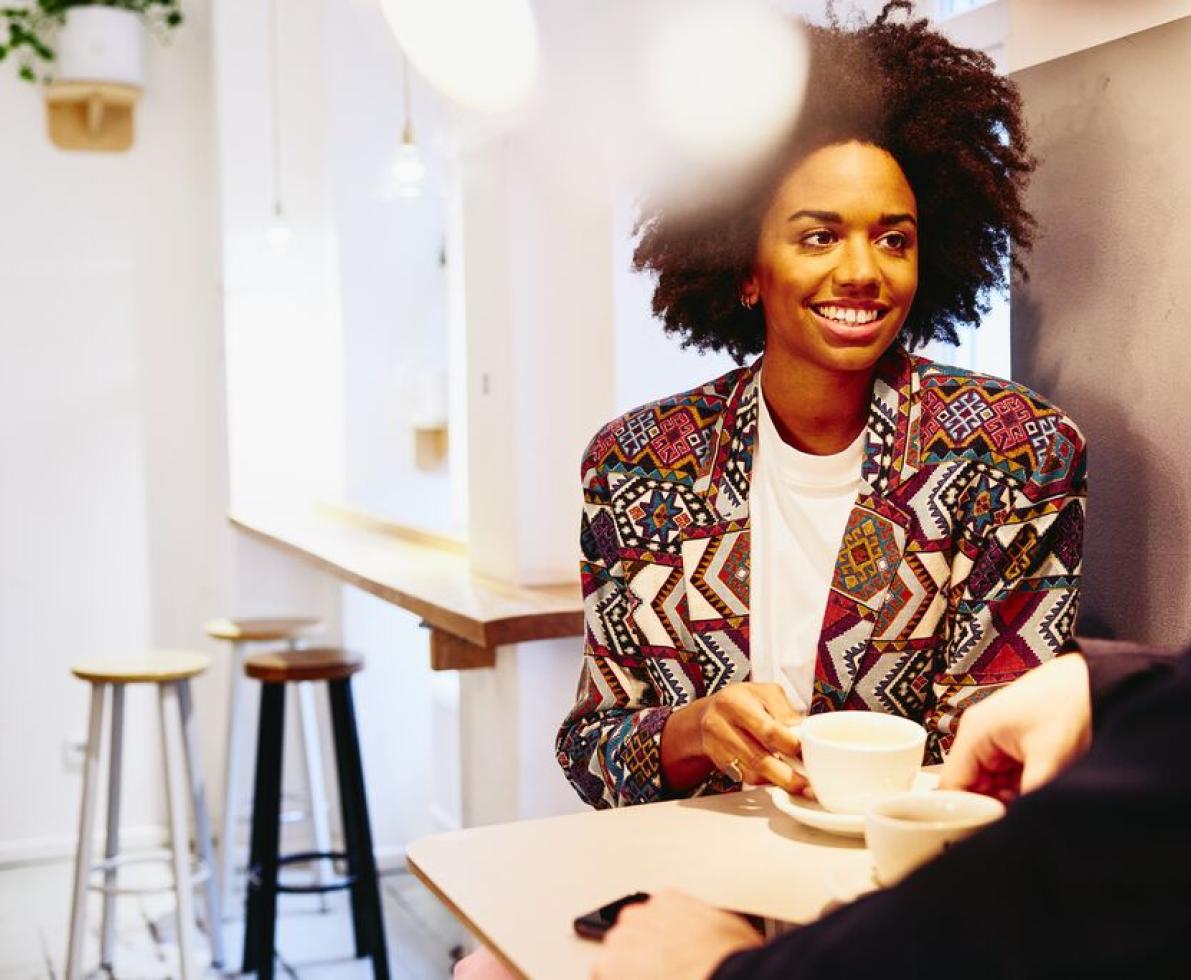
0,856,474,979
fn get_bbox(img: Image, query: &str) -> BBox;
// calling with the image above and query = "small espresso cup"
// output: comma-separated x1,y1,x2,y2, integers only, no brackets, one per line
865,790,1006,886
786,711,926,814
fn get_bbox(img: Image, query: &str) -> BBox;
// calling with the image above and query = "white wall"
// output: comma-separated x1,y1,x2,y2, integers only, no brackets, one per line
214,0,344,511
612,197,740,414
0,0,228,861
1008,0,1191,72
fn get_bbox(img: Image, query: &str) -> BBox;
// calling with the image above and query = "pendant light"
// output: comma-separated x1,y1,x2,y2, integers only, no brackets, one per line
384,52,427,199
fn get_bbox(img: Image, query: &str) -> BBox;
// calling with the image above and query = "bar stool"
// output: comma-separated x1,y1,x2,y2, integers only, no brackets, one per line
205,616,332,915
241,648,389,980
66,652,224,980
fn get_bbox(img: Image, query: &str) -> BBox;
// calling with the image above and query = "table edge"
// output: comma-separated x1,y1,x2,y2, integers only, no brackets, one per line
405,850,530,980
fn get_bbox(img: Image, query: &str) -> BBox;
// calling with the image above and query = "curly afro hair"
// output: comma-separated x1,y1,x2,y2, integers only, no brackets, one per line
632,1,1035,363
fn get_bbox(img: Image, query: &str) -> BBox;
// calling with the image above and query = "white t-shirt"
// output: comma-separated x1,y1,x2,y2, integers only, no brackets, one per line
748,382,865,711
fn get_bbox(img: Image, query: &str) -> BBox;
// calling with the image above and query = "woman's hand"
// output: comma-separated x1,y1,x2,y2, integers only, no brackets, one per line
662,683,806,794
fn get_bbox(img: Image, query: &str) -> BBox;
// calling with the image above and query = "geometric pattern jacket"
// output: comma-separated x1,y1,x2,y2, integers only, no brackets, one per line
556,346,1087,809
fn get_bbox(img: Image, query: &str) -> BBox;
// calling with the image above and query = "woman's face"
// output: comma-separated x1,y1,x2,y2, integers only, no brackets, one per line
745,141,919,378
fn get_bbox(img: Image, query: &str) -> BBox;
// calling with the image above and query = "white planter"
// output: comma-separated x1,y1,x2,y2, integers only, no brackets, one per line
54,7,144,87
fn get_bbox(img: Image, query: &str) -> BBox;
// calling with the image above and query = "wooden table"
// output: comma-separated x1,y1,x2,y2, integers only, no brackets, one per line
229,503,584,670
407,787,870,979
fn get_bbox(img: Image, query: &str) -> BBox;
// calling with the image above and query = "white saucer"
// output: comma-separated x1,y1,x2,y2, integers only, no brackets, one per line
769,770,940,838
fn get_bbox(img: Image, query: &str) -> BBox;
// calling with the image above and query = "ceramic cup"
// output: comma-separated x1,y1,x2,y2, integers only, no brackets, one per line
786,711,927,814
865,790,1006,886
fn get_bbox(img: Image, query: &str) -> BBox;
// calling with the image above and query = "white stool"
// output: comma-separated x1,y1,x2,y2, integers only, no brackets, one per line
205,616,333,916
66,652,223,980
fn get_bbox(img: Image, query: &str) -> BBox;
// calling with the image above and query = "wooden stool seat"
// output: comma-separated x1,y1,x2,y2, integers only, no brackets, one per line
204,617,321,643
244,648,363,684
71,651,211,684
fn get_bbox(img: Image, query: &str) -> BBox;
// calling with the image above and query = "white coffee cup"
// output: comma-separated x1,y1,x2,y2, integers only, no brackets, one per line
865,790,1005,886
786,711,926,814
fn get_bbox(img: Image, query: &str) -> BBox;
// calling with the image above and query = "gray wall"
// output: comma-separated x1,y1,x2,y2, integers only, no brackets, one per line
1012,16,1191,645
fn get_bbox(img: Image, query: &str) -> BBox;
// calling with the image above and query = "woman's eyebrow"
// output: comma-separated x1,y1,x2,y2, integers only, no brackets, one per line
785,210,918,227
786,209,841,224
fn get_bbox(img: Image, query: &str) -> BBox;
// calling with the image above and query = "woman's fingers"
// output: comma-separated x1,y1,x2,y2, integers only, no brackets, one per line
702,714,806,792
749,684,804,758
699,684,808,787
752,752,807,793
721,686,803,757
703,715,772,784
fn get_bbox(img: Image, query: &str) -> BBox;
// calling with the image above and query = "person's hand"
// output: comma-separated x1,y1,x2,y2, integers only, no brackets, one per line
592,890,762,980
699,683,806,792
940,653,1092,802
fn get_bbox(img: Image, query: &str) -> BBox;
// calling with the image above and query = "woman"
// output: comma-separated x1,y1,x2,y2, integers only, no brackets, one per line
556,3,1087,809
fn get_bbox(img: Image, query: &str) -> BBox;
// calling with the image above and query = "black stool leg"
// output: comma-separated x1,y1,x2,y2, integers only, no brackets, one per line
328,678,390,980
242,681,286,980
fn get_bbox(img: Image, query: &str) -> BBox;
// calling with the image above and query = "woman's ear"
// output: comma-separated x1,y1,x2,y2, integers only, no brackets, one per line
740,277,760,309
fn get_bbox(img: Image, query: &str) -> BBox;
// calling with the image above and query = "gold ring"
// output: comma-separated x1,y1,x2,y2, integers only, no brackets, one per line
726,757,744,783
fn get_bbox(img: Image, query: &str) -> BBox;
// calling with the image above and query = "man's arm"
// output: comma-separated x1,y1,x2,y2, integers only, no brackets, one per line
711,646,1191,980
1076,636,1182,729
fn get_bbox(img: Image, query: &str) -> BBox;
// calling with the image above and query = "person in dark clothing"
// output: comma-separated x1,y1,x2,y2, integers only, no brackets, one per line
594,640,1191,979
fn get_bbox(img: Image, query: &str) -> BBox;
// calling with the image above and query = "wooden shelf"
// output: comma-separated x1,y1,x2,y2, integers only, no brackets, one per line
46,81,141,152
229,503,584,670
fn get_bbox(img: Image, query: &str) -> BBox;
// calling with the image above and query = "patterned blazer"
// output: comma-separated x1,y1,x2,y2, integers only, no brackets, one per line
556,346,1087,810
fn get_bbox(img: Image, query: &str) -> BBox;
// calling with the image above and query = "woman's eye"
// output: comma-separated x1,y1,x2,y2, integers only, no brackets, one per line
800,230,836,247
879,231,911,251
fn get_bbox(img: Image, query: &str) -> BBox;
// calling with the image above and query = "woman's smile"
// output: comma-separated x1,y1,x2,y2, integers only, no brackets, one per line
807,301,891,343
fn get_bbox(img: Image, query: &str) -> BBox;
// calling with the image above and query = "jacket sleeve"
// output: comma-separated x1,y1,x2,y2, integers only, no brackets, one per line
928,416,1087,758
554,440,675,809
714,647,1191,980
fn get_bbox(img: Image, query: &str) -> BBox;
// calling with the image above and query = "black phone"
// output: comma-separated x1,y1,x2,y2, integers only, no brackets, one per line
573,892,791,942
573,891,651,940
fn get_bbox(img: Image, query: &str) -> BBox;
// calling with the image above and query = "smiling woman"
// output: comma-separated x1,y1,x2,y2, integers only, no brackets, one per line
556,1,1088,810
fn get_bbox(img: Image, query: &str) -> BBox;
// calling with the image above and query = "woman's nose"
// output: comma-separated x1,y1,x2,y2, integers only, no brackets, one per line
832,239,879,292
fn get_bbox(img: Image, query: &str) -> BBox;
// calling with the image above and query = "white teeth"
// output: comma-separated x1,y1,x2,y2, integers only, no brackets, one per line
815,305,881,325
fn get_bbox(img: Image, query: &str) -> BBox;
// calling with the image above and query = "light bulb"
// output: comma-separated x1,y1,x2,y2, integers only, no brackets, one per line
386,139,427,199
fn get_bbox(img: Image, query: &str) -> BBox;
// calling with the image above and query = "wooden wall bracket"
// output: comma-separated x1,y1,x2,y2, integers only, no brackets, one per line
46,81,141,152
427,626,497,671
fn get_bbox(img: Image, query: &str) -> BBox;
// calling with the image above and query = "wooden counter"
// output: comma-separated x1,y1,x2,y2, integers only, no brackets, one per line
229,504,584,670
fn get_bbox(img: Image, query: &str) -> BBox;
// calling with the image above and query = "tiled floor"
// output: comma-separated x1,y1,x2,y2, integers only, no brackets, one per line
0,856,474,979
